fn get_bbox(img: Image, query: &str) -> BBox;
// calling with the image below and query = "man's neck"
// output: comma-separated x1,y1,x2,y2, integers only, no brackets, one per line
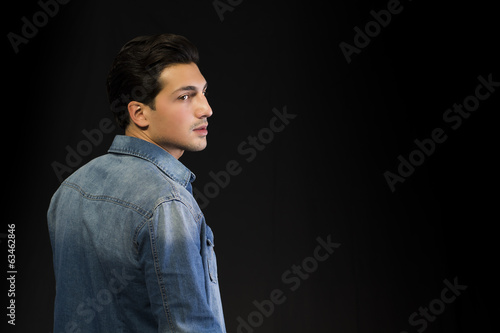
124,127,184,159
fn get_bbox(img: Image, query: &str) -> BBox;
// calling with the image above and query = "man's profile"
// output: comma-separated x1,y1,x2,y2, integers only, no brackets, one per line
47,33,226,332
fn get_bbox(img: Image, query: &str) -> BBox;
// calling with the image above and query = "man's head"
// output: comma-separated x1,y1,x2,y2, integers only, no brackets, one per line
107,33,212,158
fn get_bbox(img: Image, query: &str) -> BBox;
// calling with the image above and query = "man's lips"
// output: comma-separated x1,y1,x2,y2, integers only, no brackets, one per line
193,123,208,135
193,124,208,130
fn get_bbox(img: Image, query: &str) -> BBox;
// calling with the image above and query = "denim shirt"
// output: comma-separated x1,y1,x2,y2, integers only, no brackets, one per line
47,135,226,333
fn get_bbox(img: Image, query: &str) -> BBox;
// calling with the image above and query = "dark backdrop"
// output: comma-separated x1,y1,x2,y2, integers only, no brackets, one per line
4,0,499,332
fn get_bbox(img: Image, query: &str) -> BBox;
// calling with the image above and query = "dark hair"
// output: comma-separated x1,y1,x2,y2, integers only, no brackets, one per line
106,33,199,129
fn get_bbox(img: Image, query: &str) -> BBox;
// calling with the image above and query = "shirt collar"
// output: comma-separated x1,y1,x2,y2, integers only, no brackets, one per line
108,135,196,188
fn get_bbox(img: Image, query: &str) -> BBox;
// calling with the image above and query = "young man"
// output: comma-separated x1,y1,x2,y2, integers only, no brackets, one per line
47,33,226,332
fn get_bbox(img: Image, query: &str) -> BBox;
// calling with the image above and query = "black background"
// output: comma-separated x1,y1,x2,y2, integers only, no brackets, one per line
4,0,499,332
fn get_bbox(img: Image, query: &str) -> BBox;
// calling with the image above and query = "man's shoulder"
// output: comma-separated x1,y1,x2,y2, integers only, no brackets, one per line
61,152,189,213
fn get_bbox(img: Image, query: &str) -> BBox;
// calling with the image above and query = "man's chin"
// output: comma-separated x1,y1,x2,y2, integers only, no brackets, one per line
185,139,207,152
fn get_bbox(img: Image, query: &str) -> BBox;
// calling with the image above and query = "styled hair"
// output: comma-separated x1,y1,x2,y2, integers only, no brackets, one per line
106,33,199,129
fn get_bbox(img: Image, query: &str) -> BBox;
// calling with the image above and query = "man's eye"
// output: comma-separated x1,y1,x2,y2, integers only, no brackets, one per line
203,90,208,96
179,94,189,100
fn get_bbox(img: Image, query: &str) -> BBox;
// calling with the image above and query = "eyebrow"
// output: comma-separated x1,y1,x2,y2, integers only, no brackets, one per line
171,82,208,95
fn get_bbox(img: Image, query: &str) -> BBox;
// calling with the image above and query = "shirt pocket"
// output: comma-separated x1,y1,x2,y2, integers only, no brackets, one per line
206,227,218,284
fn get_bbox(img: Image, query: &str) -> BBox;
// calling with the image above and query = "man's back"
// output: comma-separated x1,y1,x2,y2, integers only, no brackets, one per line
48,135,225,332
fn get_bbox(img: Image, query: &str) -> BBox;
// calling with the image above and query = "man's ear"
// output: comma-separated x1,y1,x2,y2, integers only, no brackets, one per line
127,101,149,128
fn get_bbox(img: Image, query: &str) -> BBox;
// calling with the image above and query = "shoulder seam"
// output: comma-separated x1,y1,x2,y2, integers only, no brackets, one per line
61,181,153,219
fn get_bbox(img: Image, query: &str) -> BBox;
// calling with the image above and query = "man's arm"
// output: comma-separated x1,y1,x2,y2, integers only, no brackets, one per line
138,199,224,332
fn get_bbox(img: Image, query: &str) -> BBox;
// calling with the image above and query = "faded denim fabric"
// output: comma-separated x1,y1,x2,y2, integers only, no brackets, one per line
48,135,226,333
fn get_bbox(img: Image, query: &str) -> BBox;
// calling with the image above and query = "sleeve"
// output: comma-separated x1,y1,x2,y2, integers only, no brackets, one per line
139,200,223,333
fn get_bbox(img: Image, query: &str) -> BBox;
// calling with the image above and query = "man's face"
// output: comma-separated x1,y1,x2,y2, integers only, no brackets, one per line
131,62,212,159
